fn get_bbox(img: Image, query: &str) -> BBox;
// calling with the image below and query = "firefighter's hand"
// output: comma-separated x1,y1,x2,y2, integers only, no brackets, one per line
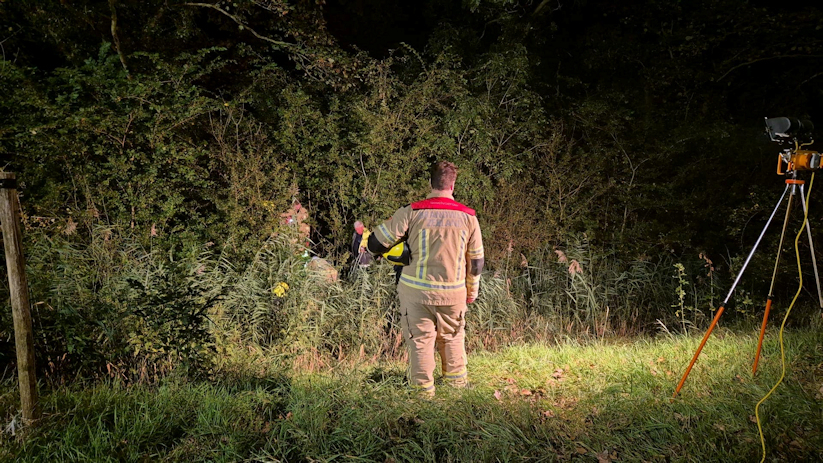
467,297,476,304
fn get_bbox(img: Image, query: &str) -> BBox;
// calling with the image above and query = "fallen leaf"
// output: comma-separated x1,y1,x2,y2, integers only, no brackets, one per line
749,415,757,423
576,446,587,454
521,389,532,396
64,217,77,236
552,368,564,379
542,410,555,418
596,449,611,463
494,390,502,401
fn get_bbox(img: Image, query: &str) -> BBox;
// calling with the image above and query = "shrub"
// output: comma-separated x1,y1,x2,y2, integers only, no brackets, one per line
3,227,219,381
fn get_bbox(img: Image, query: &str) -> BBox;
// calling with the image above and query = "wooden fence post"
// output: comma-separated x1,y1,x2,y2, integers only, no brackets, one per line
0,172,39,422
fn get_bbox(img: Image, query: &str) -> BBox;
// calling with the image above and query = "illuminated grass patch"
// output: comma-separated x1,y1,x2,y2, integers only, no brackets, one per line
2,329,821,462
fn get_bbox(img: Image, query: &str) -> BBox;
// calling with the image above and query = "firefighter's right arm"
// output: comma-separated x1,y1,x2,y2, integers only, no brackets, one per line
366,206,411,255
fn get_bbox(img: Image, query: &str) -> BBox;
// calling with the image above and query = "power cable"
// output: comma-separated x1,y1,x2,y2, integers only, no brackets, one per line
754,172,815,462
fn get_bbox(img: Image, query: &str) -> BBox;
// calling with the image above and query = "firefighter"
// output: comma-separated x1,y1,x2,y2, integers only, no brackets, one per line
367,161,484,396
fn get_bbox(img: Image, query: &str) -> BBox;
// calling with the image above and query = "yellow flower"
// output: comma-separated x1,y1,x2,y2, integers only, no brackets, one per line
273,282,289,298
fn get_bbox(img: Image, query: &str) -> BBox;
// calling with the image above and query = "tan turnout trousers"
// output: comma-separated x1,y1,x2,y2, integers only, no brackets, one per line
398,285,468,394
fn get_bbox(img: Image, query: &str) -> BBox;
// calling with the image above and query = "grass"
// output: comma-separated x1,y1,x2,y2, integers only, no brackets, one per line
1,328,822,462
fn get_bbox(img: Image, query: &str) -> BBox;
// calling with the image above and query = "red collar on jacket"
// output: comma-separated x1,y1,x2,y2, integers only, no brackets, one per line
411,197,475,216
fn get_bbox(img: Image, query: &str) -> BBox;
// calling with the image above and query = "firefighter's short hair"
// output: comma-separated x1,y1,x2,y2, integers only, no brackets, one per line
431,161,458,190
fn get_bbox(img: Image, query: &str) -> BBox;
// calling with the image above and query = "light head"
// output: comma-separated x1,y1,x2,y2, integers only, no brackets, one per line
765,117,820,175
765,117,814,144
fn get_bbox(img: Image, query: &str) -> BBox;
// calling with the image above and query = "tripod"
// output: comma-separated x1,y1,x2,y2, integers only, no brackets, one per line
673,175,823,398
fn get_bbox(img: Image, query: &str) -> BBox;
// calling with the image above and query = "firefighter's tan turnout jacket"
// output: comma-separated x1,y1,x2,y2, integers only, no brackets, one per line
369,193,484,305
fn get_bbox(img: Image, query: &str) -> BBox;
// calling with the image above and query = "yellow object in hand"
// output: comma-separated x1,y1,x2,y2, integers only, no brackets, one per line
383,242,409,266
360,228,371,250
273,282,289,298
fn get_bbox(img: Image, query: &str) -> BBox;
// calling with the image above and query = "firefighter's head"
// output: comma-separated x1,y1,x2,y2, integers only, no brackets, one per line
430,161,457,192
354,221,365,234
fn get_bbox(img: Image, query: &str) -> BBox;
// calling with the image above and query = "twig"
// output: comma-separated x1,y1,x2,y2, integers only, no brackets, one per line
533,0,562,16
120,112,135,149
183,2,296,50
108,0,130,76
717,54,823,82
798,71,823,88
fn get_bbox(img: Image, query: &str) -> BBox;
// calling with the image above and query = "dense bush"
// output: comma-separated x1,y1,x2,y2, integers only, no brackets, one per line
2,0,822,380
2,227,219,380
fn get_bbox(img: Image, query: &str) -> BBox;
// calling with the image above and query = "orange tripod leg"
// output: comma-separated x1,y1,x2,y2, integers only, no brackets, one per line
673,183,789,397
751,186,796,375
673,305,725,398
752,298,773,375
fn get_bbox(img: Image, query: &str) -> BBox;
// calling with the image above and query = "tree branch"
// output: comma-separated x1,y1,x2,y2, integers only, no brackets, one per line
717,54,823,82
798,71,823,88
182,2,295,50
533,0,561,16
108,0,130,76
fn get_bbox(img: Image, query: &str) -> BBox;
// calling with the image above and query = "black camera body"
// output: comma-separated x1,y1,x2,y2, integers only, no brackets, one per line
765,117,820,174
765,117,814,143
